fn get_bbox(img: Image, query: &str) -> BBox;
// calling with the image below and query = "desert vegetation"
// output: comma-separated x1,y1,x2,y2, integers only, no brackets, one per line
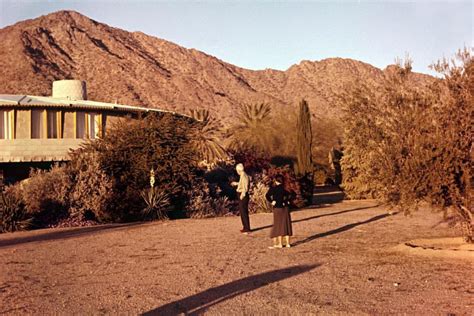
0,103,312,231
340,48,473,242
1,46,471,245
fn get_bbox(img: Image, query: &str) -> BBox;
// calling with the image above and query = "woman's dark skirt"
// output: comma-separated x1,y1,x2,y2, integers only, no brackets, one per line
270,207,293,238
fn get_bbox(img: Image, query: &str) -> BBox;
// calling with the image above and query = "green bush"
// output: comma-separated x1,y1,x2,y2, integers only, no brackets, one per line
20,164,71,227
0,187,31,233
79,113,201,220
186,179,234,218
249,178,271,214
339,49,473,242
140,186,170,220
68,151,114,222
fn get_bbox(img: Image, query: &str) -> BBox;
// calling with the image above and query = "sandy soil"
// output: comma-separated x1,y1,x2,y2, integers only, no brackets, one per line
0,196,473,315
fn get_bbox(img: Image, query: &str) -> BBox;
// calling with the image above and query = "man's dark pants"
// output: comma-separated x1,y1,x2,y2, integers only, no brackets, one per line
239,195,250,231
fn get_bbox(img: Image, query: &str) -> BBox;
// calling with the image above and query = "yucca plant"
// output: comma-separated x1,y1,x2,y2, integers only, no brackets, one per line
140,187,170,221
140,168,171,220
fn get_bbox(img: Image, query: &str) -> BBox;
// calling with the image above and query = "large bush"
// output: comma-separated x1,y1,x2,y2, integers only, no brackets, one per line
0,186,31,232
186,178,235,218
20,164,71,227
340,49,473,242
68,151,114,222
80,112,201,220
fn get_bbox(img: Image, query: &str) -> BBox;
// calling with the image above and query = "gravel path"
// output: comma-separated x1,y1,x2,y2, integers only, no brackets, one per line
0,199,472,315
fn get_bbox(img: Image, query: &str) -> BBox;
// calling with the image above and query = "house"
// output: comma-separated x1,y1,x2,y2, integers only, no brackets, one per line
0,80,181,184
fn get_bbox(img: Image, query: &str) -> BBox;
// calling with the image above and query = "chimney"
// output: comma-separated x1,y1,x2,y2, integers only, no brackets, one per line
52,80,87,100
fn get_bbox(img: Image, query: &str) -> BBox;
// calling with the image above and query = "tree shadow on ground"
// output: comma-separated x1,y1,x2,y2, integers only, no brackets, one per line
251,204,381,233
0,222,144,249
142,264,319,316
292,212,397,247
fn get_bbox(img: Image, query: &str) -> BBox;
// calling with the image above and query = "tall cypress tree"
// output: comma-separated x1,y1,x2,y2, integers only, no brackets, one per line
296,99,314,204
296,99,313,176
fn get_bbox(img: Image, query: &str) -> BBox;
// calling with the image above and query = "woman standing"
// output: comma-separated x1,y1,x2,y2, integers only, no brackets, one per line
265,174,293,249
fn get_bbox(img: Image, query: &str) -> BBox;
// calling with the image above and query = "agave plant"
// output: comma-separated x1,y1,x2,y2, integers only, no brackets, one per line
189,108,228,165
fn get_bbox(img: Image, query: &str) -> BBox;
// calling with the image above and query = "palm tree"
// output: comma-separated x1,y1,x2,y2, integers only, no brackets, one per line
228,102,276,153
189,109,228,165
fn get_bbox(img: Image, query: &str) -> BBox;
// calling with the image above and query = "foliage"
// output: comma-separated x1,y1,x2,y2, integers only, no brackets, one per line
227,102,278,153
80,113,200,220
189,108,229,166
312,117,343,169
229,148,271,176
429,48,473,242
249,175,272,214
295,99,314,204
266,165,306,208
141,187,170,220
340,48,473,242
327,146,343,185
0,187,31,233
296,99,314,177
68,151,114,222
186,179,234,218
20,164,71,227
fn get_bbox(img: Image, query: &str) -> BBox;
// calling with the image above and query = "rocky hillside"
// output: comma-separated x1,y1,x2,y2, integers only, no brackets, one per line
0,10,433,124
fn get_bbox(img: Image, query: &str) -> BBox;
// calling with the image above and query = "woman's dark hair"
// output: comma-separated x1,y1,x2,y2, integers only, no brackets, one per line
274,174,284,184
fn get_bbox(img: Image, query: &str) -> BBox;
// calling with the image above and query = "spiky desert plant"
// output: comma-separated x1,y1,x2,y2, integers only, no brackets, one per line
140,187,170,220
228,102,276,153
189,108,228,165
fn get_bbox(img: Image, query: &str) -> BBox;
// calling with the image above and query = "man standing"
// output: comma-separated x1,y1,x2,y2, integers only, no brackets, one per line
232,163,251,234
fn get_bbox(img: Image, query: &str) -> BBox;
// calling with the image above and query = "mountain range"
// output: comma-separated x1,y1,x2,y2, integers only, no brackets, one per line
0,10,433,127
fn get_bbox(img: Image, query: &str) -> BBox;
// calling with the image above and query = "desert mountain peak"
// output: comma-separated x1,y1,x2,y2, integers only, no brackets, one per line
0,10,433,123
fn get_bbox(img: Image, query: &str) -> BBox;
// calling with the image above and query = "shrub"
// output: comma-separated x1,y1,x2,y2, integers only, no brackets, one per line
340,49,473,242
140,187,170,220
0,187,31,233
186,179,235,218
68,151,114,222
267,165,306,208
314,164,329,185
20,164,71,227
229,148,271,175
249,178,271,214
78,113,201,220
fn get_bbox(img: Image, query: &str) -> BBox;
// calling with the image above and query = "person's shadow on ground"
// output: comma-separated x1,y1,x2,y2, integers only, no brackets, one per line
141,264,319,316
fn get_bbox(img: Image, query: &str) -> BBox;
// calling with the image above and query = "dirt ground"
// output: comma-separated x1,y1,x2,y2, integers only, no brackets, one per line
0,193,473,315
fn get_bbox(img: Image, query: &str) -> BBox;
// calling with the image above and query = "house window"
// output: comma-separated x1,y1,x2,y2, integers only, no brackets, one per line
0,110,7,139
76,112,101,139
0,110,14,139
47,110,58,139
31,109,44,139
0,110,15,139
76,112,86,138
88,113,101,139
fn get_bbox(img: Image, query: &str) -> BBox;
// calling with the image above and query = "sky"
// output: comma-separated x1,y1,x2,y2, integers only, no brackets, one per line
0,0,472,75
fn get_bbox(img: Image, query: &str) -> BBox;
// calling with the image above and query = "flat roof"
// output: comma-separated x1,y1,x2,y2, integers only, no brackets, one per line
0,94,189,118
